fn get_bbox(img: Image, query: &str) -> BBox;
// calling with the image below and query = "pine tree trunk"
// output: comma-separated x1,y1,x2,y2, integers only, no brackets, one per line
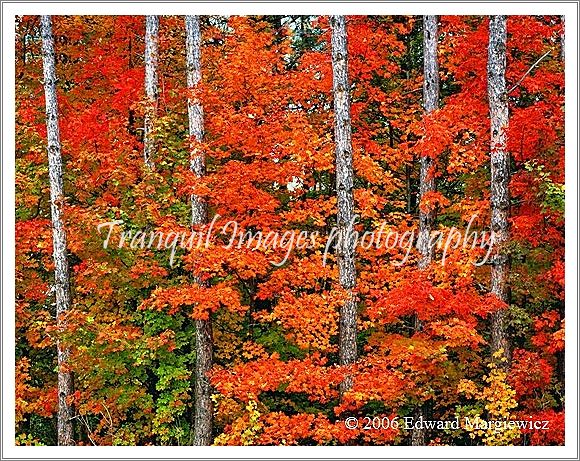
40,15,75,447
144,15,159,168
185,15,213,446
330,15,357,394
417,15,439,272
487,15,510,362
411,15,440,447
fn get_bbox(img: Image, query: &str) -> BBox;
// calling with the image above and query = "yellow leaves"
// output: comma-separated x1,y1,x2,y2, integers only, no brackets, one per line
457,355,520,445
213,310,244,363
458,379,478,399
213,400,263,446
212,394,242,428
15,433,44,446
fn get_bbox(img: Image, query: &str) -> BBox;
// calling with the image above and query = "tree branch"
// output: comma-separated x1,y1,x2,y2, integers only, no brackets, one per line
508,49,552,93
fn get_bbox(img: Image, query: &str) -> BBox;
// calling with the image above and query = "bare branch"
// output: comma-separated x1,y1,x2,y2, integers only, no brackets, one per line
508,49,552,94
71,415,97,446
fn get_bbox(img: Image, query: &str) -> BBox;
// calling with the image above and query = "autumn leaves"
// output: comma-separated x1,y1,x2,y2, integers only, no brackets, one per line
22,14,565,446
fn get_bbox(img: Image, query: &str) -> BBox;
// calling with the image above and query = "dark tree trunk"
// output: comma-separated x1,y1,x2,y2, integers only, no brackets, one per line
40,14,75,447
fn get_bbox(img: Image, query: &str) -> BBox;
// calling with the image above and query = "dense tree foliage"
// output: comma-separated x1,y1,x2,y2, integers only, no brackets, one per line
15,15,564,446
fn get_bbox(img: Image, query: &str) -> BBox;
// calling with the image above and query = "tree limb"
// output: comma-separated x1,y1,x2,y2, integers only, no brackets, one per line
508,49,552,93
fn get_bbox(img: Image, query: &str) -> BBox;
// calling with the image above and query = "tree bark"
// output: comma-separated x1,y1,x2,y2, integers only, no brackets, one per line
487,15,510,362
560,16,565,61
330,15,357,394
186,15,213,446
144,15,159,168
411,15,440,447
40,15,75,446
417,15,439,271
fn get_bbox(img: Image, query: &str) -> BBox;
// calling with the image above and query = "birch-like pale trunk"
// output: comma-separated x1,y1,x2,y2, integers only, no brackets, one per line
185,15,213,446
330,15,357,393
417,15,439,272
143,15,159,168
40,15,75,446
412,15,440,447
487,15,510,361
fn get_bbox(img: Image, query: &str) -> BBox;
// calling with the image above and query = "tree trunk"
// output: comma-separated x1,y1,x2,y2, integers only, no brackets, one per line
144,15,159,168
411,15,440,447
487,15,510,362
330,15,357,394
417,15,439,271
185,15,213,446
560,16,565,61
40,15,74,446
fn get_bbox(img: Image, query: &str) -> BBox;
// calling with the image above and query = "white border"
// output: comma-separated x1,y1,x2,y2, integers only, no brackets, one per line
0,1,577,16
2,2,578,459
